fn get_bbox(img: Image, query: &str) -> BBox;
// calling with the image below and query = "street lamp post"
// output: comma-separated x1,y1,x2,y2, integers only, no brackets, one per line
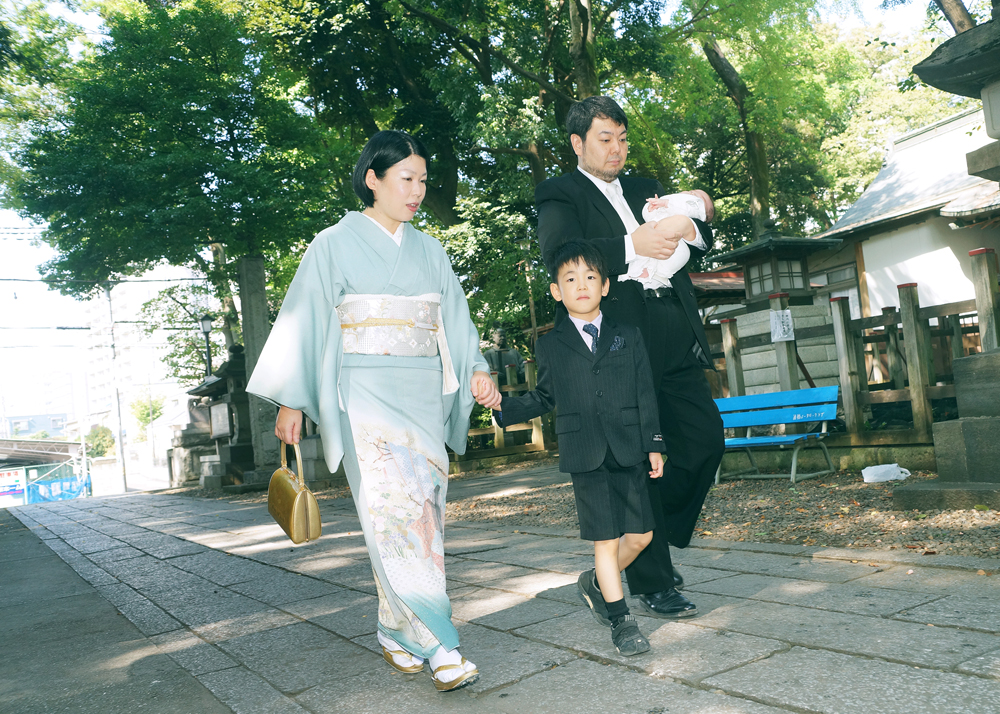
199,314,214,377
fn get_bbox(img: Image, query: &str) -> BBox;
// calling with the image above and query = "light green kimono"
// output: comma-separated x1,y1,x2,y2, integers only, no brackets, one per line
247,211,487,657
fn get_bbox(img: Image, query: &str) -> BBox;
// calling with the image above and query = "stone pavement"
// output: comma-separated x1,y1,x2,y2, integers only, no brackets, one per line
4,462,1000,714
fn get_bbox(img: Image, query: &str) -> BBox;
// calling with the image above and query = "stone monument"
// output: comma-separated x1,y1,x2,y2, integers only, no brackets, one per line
897,3,1000,510
895,349,1000,509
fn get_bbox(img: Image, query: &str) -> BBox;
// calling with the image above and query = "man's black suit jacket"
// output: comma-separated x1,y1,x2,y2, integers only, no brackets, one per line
535,170,714,369
495,317,664,474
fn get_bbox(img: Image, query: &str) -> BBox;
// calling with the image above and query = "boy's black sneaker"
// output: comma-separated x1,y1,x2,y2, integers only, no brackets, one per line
611,614,650,656
577,569,611,627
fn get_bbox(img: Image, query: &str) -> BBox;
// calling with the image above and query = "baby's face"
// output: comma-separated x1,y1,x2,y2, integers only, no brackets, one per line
683,190,715,223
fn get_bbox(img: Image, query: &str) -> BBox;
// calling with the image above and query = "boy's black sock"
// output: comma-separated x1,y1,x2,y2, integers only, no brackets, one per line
605,597,630,626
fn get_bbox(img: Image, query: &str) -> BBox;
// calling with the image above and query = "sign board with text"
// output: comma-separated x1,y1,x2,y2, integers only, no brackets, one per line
0,468,26,508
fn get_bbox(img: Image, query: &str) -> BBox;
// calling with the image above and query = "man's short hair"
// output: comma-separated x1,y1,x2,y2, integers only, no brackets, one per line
550,241,608,283
352,130,430,208
565,96,628,141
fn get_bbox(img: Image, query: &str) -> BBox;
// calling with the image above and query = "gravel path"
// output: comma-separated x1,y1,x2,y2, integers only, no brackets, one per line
442,459,1000,560
170,457,1000,560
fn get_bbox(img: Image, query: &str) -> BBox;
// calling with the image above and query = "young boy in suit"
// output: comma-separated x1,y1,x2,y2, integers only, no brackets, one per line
494,241,665,656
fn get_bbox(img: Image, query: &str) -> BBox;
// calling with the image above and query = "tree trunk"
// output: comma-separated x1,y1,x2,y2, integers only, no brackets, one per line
567,0,598,98
209,243,239,349
702,39,770,238
934,0,976,33
237,254,280,478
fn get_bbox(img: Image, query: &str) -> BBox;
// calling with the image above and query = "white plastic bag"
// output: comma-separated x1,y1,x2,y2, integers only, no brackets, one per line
862,463,911,483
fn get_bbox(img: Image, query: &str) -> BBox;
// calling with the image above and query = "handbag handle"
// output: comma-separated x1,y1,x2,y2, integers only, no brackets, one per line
280,441,305,488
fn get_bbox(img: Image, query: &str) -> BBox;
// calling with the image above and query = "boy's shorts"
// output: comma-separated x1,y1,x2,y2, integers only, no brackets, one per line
571,448,656,541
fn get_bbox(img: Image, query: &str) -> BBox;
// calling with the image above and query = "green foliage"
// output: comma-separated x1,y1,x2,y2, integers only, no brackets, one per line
15,0,336,299
129,395,165,442
28,429,49,439
0,1,82,207
85,425,115,457
138,284,233,385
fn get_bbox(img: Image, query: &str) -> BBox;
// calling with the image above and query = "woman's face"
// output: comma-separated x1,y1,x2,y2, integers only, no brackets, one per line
366,154,427,224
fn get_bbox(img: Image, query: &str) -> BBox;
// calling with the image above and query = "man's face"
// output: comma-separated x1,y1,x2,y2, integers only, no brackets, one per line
571,116,628,182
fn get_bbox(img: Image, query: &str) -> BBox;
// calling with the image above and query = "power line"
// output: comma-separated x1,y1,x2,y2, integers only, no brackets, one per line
0,326,90,330
0,277,209,284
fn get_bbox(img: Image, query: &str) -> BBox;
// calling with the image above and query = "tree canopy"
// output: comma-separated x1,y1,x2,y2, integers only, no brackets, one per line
4,0,980,361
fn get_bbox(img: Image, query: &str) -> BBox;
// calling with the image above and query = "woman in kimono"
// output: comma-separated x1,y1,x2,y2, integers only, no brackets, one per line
246,131,501,692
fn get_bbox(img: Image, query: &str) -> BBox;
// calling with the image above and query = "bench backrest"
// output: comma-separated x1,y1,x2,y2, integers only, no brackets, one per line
714,386,839,429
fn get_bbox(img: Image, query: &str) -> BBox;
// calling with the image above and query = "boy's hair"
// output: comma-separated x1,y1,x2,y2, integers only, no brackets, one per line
565,96,628,142
550,241,608,283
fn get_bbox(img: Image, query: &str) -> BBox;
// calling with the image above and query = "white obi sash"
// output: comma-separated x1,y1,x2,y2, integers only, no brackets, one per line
336,293,459,394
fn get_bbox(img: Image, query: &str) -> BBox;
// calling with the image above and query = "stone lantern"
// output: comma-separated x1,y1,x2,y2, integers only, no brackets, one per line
913,8,1000,181
712,222,842,312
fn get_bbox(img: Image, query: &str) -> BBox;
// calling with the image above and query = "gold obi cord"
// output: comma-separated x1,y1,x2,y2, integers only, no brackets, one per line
337,295,441,357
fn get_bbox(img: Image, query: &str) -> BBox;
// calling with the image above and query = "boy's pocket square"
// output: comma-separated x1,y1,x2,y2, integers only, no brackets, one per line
610,335,625,351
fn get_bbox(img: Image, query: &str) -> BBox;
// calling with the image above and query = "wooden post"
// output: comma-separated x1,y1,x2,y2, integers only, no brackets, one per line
970,248,1000,352
721,319,745,398
830,297,864,433
883,306,906,389
950,314,965,361
505,364,519,394
524,360,545,449
769,293,799,392
898,283,933,438
490,371,505,449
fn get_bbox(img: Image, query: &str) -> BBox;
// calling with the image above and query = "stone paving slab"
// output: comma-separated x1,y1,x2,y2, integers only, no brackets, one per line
217,621,376,693
688,572,941,617
350,621,577,693
293,665,505,714
279,590,380,639
894,593,1000,633
477,568,579,595
694,598,1000,667
446,558,543,584
704,646,1000,714
956,650,1000,679
514,603,781,683
676,548,880,582
151,628,240,676
228,569,341,605
855,564,1000,598
450,585,582,630
482,658,790,714
460,543,596,574
170,549,281,586
198,666,310,714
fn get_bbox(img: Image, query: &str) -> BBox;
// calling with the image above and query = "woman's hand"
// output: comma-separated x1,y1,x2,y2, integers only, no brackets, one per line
275,406,303,444
471,371,502,409
648,452,664,479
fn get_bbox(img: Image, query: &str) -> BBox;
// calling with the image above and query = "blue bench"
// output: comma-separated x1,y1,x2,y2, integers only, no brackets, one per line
714,385,839,484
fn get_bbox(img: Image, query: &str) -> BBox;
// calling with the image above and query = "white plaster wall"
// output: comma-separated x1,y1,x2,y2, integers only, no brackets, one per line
862,216,1000,314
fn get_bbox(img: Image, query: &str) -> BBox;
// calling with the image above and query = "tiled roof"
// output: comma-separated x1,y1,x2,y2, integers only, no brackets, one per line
818,108,998,239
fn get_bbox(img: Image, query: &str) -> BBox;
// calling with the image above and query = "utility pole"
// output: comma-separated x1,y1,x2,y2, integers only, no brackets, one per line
104,283,128,492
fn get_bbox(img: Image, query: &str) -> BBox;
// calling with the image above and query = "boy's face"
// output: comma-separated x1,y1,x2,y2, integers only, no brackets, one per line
550,258,609,322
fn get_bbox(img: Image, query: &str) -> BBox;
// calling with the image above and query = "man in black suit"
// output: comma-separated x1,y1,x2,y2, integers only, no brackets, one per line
535,96,725,619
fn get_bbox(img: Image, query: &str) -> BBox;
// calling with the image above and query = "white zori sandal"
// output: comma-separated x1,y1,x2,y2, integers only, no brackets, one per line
429,647,479,692
377,632,424,674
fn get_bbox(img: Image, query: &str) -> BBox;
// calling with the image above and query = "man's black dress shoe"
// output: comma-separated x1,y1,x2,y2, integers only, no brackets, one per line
672,567,684,590
636,588,698,619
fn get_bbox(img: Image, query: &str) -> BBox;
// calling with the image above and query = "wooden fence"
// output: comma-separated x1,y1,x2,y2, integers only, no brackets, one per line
451,360,551,467
719,248,1000,441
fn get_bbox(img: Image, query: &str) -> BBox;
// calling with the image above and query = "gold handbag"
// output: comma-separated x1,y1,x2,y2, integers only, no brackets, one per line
267,441,322,544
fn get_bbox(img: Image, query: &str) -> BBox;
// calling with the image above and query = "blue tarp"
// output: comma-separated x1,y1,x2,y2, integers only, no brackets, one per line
26,464,90,503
